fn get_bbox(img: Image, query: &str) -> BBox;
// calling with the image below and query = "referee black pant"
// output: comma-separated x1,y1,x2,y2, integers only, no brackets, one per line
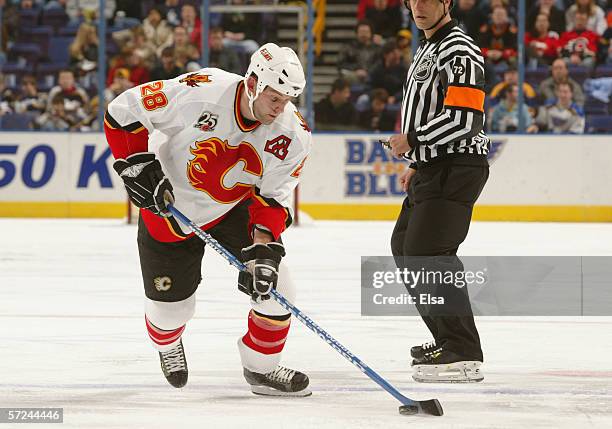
391,154,489,362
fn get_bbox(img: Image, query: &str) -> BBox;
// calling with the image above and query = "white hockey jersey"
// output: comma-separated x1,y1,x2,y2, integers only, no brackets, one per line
106,68,311,240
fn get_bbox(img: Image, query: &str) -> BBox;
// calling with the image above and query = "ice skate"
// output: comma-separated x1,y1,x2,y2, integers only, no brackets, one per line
412,347,483,383
243,365,311,397
410,340,438,360
158,339,188,388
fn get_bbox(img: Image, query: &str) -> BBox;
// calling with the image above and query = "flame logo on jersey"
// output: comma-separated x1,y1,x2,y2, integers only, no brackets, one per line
294,110,311,132
179,73,212,87
187,137,263,204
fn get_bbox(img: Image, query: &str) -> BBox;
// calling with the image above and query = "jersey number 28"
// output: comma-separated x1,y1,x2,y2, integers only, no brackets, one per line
140,82,168,111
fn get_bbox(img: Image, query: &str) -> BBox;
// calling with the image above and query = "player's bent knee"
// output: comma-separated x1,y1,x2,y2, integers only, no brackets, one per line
251,263,294,317
145,292,196,330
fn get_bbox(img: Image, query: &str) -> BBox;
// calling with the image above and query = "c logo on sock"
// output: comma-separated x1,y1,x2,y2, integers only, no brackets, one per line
154,276,172,292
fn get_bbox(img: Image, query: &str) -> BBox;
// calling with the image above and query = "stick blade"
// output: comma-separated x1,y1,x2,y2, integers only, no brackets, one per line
398,399,443,416
419,399,444,416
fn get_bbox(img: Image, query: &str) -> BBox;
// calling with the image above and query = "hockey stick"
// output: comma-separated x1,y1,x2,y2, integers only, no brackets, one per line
167,204,443,417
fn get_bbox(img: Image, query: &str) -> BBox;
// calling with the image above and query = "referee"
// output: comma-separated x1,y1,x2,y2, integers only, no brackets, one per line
388,0,489,383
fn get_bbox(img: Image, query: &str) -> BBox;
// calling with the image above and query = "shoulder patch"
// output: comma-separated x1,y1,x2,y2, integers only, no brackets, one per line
451,57,465,76
179,73,212,87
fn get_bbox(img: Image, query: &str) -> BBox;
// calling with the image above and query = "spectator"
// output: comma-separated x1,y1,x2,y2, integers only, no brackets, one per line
221,0,262,56
357,0,401,20
2,1,21,48
14,75,47,115
527,0,566,35
534,82,585,133
107,47,151,87
0,73,16,116
314,78,358,130
180,3,202,52
566,0,606,35
46,69,88,121
396,29,413,67
150,47,184,81
368,40,408,103
208,26,242,74
69,22,99,71
539,58,586,106
35,94,79,131
142,7,173,54
559,11,599,69
74,96,103,132
452,0,487,41
489,84,538,133
480,6,518,68
525,13,560,67
364,0,402,43
162,26,201,68
104,68,133,104
602,16,612,64
64,0,116,23
337,21,382,84
484,0,517,26
162,0,181,27
128,26,157,69
126,49,151,86
112,25,158,69
68,22,98,64
489,65,537,106
357,88,396,131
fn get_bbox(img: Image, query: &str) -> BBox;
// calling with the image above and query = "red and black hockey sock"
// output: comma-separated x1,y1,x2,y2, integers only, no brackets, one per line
241,310,291,355
145,316,185,349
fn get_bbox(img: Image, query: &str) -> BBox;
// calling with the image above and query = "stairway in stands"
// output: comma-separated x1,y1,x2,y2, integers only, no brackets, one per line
276,0,358,102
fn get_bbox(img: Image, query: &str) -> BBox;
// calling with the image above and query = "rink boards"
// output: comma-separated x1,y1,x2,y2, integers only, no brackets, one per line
0,132,610,221
300,133,612,222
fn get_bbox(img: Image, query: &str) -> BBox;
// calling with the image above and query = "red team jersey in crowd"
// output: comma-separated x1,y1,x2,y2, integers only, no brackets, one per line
104,68,311,242
558,30,599,57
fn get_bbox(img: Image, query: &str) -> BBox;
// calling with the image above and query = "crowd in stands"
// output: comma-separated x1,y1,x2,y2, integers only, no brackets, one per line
1,0,612,133
316,0,612,134
0,0,278,131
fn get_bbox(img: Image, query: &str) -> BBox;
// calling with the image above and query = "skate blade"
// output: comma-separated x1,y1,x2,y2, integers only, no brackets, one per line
251,385,312,397
412,361,483,383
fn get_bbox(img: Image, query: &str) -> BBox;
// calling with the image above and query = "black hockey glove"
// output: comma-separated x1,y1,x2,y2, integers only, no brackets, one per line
113,152,174,217
239,242,286,301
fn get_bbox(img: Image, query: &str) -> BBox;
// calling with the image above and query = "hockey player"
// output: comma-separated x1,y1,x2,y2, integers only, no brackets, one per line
104,43,312,396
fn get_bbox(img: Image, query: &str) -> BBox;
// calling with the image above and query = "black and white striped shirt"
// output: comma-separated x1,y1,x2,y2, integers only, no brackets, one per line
401,20,490,166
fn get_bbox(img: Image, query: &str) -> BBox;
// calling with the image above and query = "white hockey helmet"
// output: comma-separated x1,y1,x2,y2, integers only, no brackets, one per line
243,43,306,117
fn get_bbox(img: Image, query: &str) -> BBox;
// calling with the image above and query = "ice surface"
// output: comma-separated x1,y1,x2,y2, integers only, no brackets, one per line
1,218,611,428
